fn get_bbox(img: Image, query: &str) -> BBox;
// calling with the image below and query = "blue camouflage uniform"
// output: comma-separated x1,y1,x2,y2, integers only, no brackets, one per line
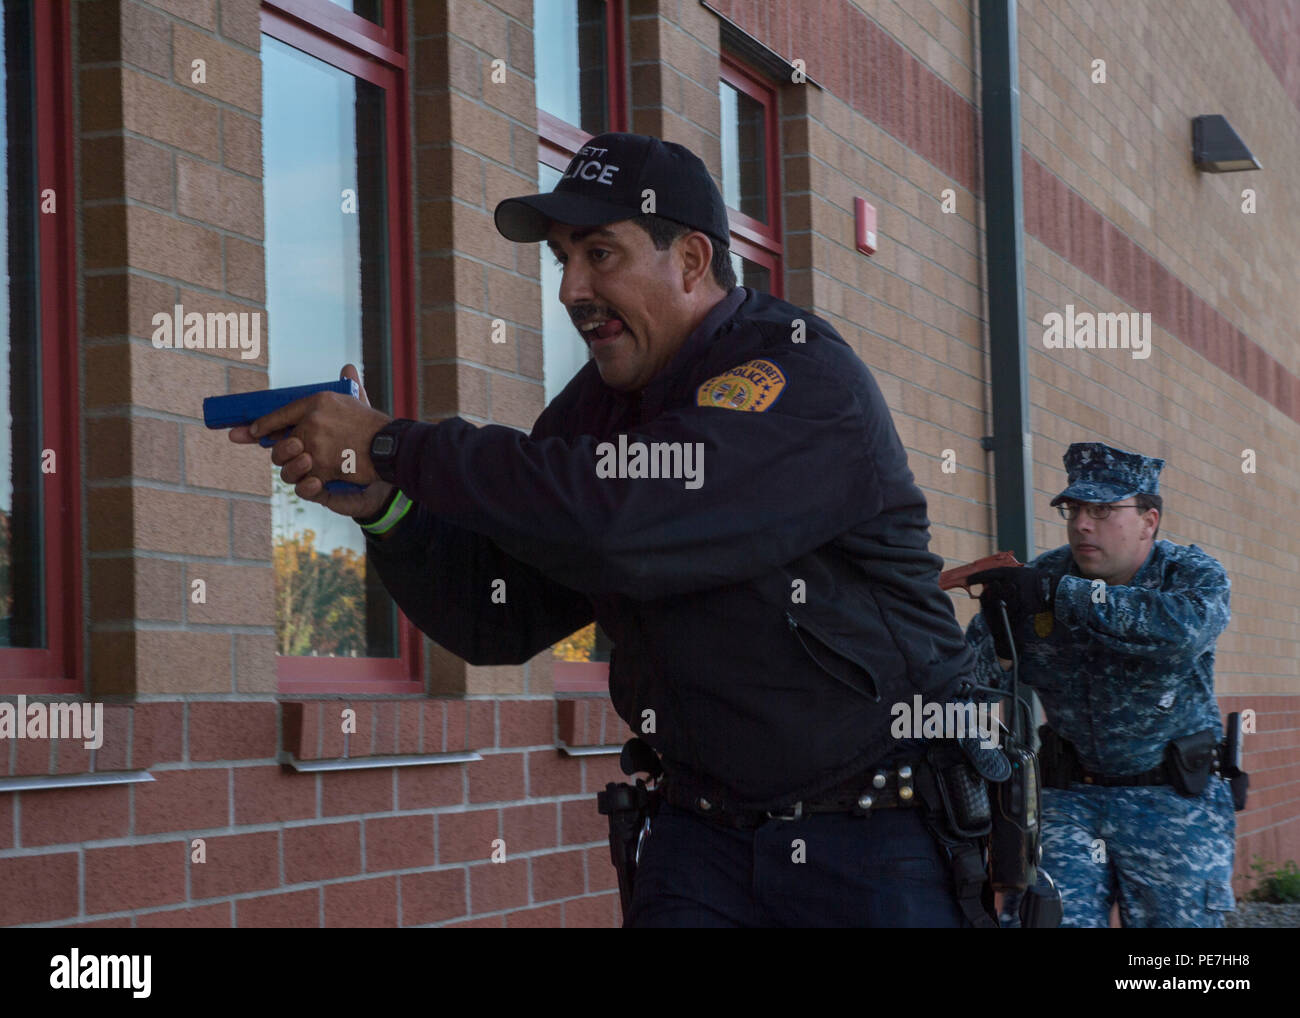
965,444,1236,927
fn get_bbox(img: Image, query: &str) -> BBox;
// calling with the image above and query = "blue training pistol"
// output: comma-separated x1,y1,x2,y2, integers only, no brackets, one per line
203,379,368,494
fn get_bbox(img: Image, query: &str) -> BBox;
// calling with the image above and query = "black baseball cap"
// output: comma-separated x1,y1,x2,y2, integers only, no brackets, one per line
494,132,731,247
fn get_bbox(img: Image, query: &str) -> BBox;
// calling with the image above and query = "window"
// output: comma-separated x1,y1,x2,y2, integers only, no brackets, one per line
536,0,627,406
261,2,418,693
720,55,782,296
534,0,626,690
0,1,79,691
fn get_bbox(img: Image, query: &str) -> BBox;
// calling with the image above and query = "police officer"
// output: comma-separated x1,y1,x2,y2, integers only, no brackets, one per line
965,443,1236,927
234,133,1002,927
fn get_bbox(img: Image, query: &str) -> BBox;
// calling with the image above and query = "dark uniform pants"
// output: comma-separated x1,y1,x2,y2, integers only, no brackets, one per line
626,801,968,927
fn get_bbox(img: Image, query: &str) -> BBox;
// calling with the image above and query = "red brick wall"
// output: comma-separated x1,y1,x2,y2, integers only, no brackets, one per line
1,697,633,926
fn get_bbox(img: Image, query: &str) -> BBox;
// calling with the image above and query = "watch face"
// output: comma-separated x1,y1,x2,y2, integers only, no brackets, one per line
373,434,395,457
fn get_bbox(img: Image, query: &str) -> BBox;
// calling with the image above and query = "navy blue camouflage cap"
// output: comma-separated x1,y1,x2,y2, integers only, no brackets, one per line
1049,442,1164,506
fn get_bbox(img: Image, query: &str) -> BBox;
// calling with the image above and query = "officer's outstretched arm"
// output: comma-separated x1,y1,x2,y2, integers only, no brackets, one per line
378,345,883,599
365,500,594,665
1052,550,1230,658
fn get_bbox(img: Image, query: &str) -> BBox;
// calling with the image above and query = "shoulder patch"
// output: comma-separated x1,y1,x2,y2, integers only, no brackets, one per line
696,358,787,412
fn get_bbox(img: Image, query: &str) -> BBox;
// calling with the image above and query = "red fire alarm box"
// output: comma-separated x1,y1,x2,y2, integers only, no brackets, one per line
855,197,877,255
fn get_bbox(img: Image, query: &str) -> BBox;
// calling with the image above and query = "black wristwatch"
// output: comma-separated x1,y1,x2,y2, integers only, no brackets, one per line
369,418,417,484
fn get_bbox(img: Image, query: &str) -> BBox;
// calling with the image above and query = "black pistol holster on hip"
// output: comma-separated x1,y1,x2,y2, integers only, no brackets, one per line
914,741,998,929
595,738,663,924
1164,728,1217,797
1222,712,1250,811
1037,724,1078,790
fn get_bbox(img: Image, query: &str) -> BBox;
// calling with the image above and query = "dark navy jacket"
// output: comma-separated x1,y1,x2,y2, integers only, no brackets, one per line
366,287,974,809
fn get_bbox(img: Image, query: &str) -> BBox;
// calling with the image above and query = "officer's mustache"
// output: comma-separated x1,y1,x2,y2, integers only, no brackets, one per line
570,305,624,330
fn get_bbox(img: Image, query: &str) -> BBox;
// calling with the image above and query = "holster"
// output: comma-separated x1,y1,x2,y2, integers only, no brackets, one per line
1037,724,1078,790
1018,869,1064,929
925,743,993,838
914,742,998,928
1163,728,1216,797
1228,772,1250,811
1222,712,1250,811
596,779,659,925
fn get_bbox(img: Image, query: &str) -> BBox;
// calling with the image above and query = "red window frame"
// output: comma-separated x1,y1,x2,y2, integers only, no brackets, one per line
262,2,420,694
0,2,81,693
720,54,783,297
536,0,626,693
267,0,401,61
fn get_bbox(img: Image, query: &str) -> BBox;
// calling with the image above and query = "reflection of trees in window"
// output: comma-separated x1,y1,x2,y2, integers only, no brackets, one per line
553,622,613,664
263,37,395,659
272,482,366,657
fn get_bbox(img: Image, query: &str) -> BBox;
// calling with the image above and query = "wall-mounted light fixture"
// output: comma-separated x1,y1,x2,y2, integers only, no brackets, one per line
1192,114,1261,172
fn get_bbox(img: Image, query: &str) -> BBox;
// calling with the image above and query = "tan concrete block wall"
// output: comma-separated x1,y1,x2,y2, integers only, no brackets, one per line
413,0,553,695
1015,0,1300,866
1016,0,1300,687
79,0,272,694
629,0,722,166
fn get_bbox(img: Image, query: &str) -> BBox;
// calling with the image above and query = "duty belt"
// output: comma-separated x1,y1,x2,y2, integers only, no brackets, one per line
1075,761,1171,787
1073,757,1226,786
662,762,922,830
1071,748,1232,790
1042,725,1229,788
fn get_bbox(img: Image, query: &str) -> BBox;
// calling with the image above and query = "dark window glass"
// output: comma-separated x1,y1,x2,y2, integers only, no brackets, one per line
262,35,396,658
720,79,767,222
730,251,770,293
0,0,41,648
326,0,383,25
534,0,607,133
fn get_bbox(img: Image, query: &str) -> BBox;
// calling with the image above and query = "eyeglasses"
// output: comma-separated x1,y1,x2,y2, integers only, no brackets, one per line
1056,502,1142,521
